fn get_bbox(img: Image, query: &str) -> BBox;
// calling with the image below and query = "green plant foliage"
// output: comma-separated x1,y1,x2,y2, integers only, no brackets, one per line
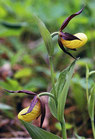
14,68,32,79
2,110,14,119
24,77,48,90
0,0,95,138
88,86,95,121
0,26,23,37
49,59,76,120
71,83,86,111
21,120,61,139
75,133,85,139
55,122,73,131
0,78,22,91
32,15,54,56
71,75,87,110
72,75,94,90
48,89,57,118
0,103,13,110
77,58,93,69
57,60,76,122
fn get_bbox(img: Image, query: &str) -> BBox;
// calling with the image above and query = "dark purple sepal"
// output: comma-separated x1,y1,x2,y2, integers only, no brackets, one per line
40,98,46,128
60,7,84,31
4,89,36,95
22,96,38,115
58,38,76,59
60,32,80,41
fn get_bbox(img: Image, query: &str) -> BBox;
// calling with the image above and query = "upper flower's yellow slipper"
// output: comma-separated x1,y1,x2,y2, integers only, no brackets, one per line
52,7,88,59
58,7,88,59
60,33,87,49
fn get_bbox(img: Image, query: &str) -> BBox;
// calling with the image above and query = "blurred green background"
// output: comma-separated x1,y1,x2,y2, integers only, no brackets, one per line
0,0,95,138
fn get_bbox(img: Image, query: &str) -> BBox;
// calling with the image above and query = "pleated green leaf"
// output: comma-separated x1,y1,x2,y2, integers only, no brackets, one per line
49,89,57,118
32,14,54,56
75,133,85,139
88,86,95,121
0,103,13,110
21,120,61,139
49,60,77,119
49,66,70,118
57,59,76,121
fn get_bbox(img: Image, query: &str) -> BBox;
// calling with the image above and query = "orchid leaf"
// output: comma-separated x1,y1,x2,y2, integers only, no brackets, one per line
55,122,73,131
0,21,27,29
32,14,54,56
14,68,32,79
49,60,77,119
21,120,61,139
75,133,85,139
57,59,76,121
0,103,13,110
48,91,57,118
88,86,95,121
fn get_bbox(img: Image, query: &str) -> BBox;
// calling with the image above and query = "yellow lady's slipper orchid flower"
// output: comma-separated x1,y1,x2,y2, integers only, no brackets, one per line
18,99,41,122
60,33,87,49
52,7,87,59
58,7,88,59
3,89,46,128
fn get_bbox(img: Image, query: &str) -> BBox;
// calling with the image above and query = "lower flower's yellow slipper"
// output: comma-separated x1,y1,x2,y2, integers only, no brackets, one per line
3,89,46,128
18,97,41,122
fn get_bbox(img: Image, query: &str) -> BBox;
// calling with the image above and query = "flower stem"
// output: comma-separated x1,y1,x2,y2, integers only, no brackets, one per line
89,71,95,76
51,32,59,38
86,65,89,102
38,92,55,100
61,118,67,139
49,56,57,105
86,65,95,139
91,120,95,139
86,74,89,102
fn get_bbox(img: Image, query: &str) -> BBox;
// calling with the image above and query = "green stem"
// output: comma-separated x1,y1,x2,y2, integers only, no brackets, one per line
91,120,95,139
86,65,89,102
91,87,95,139
86,65,95,139
89,71,95,76
86,73,89,102
49,56,57,105
51,31,59,38
61,118,67,139
38,92,55,100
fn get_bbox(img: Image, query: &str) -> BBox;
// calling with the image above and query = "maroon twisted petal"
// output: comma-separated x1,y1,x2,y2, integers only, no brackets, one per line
22,96,38,115
60,7,84,31
60,32,81,41
40,98,46,128
4,89,36,95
